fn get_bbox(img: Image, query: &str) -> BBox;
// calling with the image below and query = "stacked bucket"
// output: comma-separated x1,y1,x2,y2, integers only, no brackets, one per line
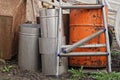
39,9,68,75
19,9,67,75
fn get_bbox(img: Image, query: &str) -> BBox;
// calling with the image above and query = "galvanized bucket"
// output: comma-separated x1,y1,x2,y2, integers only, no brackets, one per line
39,8,67,75
18,24,40,71
39,8,58,38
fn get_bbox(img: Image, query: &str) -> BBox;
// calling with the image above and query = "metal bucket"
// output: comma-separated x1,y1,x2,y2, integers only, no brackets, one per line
39,8,67,75
18,24,40,71
39,8,58,38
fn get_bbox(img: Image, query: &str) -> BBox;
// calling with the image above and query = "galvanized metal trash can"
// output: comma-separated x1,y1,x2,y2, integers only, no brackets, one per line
39,9,68,75
18,24,40,71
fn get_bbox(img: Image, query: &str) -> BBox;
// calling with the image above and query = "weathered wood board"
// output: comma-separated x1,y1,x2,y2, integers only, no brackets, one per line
0,0,26,59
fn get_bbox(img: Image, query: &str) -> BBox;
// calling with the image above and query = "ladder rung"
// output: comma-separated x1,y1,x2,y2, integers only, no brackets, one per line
61,5,103,9
59,52,108,57
61,44,106,48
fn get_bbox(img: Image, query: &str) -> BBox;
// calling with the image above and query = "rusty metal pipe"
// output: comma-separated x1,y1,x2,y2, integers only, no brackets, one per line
61,44,106,48
63,29,105,53
60,52,108,57
61,5,103,9
102,0,112,72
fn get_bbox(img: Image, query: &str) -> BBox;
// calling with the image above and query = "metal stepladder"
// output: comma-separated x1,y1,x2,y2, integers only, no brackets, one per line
56,0,111,75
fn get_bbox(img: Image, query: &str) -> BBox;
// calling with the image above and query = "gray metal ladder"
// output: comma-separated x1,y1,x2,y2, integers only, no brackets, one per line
56,0,111,74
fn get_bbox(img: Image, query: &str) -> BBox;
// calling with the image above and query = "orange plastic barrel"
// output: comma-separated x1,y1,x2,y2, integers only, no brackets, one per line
69,8,107,68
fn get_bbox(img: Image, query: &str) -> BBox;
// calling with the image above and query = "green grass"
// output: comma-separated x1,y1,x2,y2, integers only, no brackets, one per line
111,51,120,58
1,65,13,73
90,72,120,80
68,66,85,80
69,67,120,80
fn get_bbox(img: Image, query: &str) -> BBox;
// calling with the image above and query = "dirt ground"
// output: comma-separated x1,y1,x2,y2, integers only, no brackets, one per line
0,37,120,80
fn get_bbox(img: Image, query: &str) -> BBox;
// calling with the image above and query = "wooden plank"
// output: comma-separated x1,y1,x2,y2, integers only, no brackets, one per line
0,0,26,59
0,16,13,59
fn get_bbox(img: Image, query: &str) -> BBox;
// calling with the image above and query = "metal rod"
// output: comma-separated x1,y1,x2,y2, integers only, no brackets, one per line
59,52,108,57
102,0,111,72
104,0,112,9
56,0,62,76
62,44,106,48
61,5,103,9
63,29,105,53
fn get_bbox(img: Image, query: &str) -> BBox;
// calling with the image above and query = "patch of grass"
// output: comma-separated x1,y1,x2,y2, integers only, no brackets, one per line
1,65,13,73
68,66,86,80
90,72,120,80
68,67,120,80
111,51,120,58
